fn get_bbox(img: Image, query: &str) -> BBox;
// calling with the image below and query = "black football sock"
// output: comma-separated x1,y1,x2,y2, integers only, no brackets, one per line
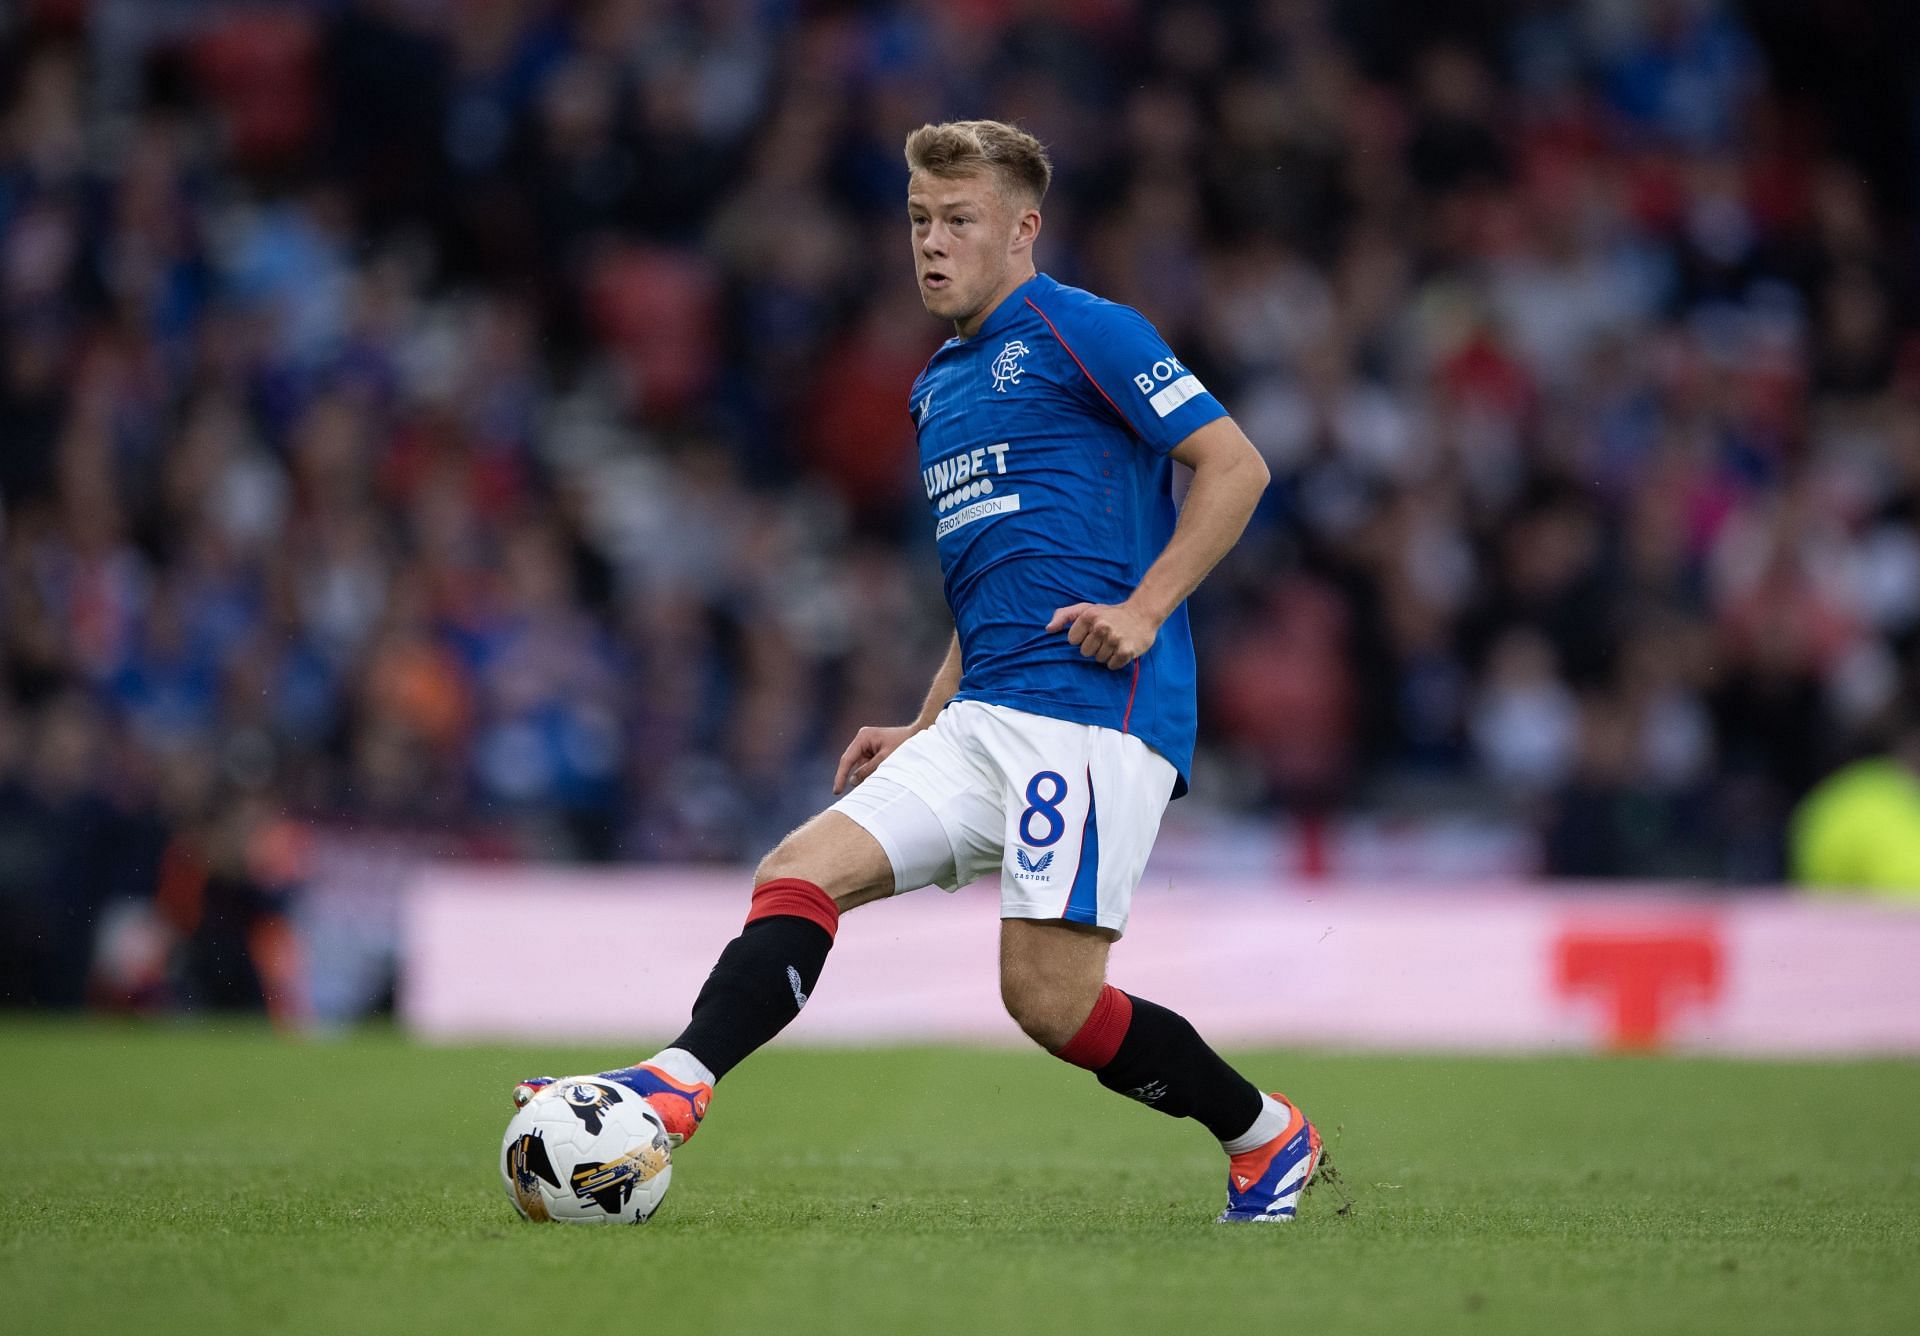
1053,984,1265,1142
668,878,838,1081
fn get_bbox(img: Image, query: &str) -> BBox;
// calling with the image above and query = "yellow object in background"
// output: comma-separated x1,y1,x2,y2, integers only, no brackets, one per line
1792,759,1920,900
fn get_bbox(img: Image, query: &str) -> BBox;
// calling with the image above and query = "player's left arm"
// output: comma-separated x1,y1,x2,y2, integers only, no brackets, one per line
1049,416,1269,669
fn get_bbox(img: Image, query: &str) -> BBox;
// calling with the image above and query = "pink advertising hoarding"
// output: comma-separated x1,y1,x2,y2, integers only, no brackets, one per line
399,868,1920,1055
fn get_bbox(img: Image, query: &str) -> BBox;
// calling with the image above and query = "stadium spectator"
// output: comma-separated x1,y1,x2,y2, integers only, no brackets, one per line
6,0,1920,1008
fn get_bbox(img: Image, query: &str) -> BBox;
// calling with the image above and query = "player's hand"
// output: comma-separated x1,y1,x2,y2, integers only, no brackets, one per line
834,723,920,794
1046,600,1160,669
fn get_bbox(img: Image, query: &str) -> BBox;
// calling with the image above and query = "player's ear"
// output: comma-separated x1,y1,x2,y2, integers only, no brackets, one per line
1010,204,1041,256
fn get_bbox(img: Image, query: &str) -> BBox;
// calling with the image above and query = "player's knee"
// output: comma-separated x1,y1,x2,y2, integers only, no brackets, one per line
753,829,891,913
751,843,795,888
1000,967,1098,1051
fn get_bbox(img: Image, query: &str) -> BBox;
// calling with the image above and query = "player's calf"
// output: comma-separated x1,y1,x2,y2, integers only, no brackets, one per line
1050,984,1265,1129
510,863,865,1139
668,876,841,1079
1048,982,1328,1218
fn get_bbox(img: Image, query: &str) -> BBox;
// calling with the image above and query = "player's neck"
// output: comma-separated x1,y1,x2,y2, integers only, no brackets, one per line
954,265,1038,340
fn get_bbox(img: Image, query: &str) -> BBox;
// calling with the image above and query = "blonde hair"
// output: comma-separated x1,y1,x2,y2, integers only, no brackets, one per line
903,120,1052,206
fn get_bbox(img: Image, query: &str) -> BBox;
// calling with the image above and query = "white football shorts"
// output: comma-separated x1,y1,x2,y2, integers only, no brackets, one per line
829,699,1177,936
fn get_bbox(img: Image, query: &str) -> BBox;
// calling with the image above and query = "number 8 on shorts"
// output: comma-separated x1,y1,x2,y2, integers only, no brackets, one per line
1019,771,1069,847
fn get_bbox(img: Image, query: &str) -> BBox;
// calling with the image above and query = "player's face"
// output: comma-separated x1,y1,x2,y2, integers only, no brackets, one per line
908,170,1035,334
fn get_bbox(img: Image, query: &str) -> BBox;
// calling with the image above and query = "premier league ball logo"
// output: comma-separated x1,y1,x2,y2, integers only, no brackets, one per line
560,1082,621,1136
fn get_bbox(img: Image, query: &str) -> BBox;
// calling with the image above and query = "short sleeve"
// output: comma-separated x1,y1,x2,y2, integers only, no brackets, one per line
1032,297,1228,455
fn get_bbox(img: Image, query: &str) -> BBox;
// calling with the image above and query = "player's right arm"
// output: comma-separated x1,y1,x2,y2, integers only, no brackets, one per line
833,632,962,793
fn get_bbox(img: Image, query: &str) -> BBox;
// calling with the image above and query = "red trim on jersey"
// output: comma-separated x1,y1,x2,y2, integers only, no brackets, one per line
1053,984,1133,1070
745,877,840,939
1024,298,1138,437
1030,297,1150,731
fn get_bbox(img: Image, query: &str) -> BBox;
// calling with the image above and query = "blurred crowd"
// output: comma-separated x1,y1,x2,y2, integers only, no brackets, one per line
5,0,1920,1004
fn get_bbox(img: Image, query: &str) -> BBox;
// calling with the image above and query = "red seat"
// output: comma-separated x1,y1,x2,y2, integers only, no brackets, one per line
191,8,319,168
585,246,721,419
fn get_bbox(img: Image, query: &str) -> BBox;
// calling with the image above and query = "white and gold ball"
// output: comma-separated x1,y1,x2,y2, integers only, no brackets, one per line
500,1078,673,1224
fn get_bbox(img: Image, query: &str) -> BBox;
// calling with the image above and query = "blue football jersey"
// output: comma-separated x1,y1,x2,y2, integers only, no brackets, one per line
908,272,1229,795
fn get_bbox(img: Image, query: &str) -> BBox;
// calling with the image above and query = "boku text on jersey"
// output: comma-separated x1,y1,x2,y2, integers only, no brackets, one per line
907,272,1229,797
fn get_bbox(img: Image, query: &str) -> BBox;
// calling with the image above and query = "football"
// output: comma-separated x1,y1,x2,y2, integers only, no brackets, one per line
500,1078,674,1224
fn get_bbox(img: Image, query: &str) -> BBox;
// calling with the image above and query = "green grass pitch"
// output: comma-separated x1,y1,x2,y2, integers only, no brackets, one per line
2,1022,1916,1335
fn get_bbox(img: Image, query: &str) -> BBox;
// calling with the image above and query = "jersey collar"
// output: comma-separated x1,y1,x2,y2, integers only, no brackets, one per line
963,272,1050,343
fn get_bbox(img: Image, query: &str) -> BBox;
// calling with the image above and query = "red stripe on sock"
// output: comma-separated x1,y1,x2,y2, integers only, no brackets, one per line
745,878,840,938
1052,984,1133,1070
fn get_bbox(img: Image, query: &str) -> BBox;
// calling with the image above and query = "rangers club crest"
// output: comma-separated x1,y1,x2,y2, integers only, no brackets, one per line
990,339,1031,392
